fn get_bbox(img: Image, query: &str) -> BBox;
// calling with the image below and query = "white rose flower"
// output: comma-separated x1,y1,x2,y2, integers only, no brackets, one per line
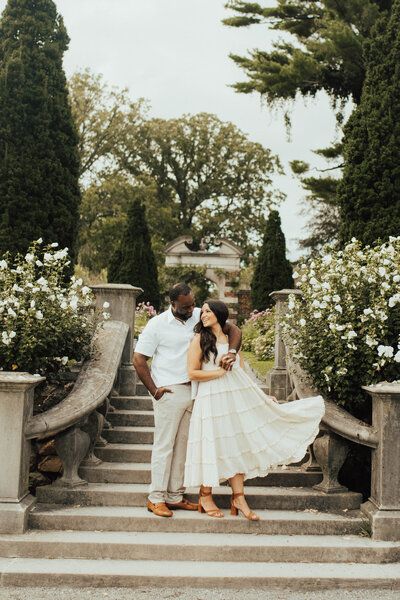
366,335,378,347
43,253,52,262
312,300,320,308
25,253,34,262
322,254,332,265
341,276,348,285
313,311,322,319
35,260,43,267
61,356,69,365
335,304,343,314
393,275,400,283
332,294,340,303
378,267,387,277
60,301,68,310
81,286,90,295
347,330,357,340
103,301,110,309
377,345,394,358
7,308,16,318
299,318,306,327
30,300,35,308
0,260,7,269
363,308,374,316
36,237,43,244
292,271,299,279
388,294,400,308
70,297,79,311
51,242,59,247
9,331,16,339
37,277,48,287
35,310,44,320
394,351,400,363
102,311,111,320
309,277,318,286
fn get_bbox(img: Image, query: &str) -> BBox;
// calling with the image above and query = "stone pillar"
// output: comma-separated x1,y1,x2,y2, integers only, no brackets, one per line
269,289,302,402
91,284,143,396
361,382,400,541
0,372,45,533
91,284,143,364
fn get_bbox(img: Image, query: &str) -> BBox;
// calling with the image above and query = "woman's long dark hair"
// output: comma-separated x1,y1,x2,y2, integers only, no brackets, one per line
194,300,229,363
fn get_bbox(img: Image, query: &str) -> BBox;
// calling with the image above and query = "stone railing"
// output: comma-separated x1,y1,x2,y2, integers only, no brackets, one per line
0,284,142,534
270,289,400,541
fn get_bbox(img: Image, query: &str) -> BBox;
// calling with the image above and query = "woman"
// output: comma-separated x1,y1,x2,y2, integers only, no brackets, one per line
184,300,325,520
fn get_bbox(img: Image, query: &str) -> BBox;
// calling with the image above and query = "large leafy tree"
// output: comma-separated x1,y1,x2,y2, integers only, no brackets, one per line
117,112,283,259
108,195,160,310
224,0,391,106
251,210,293,311
224,1,392,250
338,1,400,245
69,69,147,180
0,0,81,261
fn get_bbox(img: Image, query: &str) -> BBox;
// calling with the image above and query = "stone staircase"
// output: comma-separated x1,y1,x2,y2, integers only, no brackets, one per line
0,382,399,590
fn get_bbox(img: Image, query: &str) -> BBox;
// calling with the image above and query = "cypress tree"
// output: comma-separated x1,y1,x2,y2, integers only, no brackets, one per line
251,210,293,311
338,1,400,246
108,197,160,310
0,0,81,261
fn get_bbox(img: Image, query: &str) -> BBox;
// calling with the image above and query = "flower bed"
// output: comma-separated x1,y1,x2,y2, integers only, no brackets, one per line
283,237,400,414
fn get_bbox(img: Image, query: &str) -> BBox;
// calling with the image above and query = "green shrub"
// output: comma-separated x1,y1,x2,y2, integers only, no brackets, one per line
0,239,96,375
283,237,400,414
242,308,275,361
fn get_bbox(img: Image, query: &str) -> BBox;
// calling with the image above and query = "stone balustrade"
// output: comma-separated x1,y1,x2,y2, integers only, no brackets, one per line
0,284,142,534
271,288,400,541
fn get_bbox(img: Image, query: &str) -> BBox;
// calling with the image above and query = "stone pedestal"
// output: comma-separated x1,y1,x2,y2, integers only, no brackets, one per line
0,372,44,533
91,283,143,366
269,289,302,402
361,382,400,541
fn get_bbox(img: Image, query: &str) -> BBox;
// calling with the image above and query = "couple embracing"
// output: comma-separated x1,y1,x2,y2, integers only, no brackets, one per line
133,283,324,520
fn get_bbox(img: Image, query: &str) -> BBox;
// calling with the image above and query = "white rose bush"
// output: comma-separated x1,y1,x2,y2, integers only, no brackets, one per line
242,309,275,361
283,237,400,413
0,239,95,376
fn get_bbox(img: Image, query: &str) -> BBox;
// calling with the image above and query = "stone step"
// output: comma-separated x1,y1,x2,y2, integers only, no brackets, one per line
29,505,365,536
80,461,322,488
95,444,152,463
102,426,154,445
36,483,362,512
134,383,149,396
0,530,398,564
0,557,399,589
108,410,154,427
112,396,153,411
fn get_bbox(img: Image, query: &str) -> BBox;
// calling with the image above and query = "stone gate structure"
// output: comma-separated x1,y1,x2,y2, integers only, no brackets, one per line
165,236,243,320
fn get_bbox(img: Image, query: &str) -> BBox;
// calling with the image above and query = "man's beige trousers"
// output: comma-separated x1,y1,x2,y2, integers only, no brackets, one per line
148,384,194,504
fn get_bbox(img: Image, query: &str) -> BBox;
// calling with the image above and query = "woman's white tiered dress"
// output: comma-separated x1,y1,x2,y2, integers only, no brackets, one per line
184,343,325,488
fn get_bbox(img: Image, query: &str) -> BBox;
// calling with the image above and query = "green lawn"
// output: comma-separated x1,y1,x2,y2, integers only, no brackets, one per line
242,351,274,380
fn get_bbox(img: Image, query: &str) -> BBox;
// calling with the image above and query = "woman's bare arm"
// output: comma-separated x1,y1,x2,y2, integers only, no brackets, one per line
187,335,226,382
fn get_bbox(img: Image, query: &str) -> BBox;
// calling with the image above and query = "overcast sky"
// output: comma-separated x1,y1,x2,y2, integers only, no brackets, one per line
0,0,346,259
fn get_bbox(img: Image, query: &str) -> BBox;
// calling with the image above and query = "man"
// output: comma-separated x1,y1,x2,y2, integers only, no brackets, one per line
133,282,242,517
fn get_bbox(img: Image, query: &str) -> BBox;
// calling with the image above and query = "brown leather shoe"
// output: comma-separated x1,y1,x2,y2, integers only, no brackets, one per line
147,500,173,517
166,498,198,511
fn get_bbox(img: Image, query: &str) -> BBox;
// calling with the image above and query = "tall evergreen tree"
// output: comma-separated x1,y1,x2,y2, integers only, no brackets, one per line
108,197,160,310
251,210,293,311
338,1,400,245
0,0,81,260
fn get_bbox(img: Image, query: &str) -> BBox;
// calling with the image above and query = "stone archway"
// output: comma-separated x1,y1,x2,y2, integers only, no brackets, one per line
165,236,243,321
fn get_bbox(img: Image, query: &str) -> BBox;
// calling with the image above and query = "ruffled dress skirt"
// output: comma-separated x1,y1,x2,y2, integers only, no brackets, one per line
184,364,325,488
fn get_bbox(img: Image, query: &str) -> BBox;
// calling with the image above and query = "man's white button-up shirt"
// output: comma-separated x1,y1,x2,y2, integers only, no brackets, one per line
134,306,201,387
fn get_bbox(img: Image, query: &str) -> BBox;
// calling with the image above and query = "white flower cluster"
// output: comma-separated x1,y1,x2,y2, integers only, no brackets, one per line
284,237,400,403
0,239,95,373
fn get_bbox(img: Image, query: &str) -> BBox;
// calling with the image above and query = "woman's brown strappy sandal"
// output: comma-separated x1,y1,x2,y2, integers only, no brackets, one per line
230,492,260,521
198,486,224,518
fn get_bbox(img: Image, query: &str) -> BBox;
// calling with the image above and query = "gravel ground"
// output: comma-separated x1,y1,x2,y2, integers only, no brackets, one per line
0,588,399,600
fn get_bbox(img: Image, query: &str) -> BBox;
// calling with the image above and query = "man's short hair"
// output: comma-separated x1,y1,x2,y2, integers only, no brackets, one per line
169,282,192,302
